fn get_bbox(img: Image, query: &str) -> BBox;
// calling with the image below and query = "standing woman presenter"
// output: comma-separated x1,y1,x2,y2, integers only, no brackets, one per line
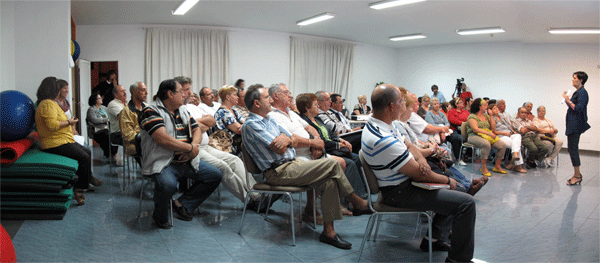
563,71,590,185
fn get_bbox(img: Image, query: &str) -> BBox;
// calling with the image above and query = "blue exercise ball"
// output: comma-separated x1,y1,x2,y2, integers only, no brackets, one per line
0,90,36,142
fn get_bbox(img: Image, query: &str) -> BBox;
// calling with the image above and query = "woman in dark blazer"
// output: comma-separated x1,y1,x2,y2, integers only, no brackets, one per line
563,71,590,185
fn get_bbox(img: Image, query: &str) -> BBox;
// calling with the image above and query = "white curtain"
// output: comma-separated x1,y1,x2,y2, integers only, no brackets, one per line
145,28,229,96
289,37,354,99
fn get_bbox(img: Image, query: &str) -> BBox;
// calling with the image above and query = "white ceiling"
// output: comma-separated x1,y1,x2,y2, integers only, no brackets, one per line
71,0,600,48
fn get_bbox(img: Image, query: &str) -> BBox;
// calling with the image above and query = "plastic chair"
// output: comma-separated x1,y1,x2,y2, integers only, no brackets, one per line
458,122,478,173
238,144,316,246
357,150,433,262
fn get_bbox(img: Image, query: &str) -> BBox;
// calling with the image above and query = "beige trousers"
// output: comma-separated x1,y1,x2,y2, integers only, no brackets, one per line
467,134,507,160
265,158,353,222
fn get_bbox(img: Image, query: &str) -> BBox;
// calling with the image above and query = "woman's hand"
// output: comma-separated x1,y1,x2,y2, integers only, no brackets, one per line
69,117,79,126
562,91,570,100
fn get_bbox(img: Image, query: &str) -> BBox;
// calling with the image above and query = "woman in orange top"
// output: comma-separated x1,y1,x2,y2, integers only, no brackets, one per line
35,77,102,205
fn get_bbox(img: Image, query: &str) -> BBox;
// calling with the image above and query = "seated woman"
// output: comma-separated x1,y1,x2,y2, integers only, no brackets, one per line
466,98,507,176
416,93,430,119
55,79,88,147
425,97,464,163
297,93,368,200
86,92,115,160
489,103,527,173
533,105,563,167
214,85,245,154
36,77,103,205
396,90,487,195
351,95,371,119
447,97,469,132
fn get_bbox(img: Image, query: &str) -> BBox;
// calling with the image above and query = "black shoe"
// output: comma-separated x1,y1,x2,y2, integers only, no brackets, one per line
420,238,451,252
351,208,373,217
90,175,104,186
319,233,352,250
152,212,171,229
526,160,537,169
258,194,283,213
172,200,193,221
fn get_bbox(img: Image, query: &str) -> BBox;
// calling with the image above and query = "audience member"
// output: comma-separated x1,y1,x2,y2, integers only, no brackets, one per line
464,97,473,112
87,92,113,159
425,97,464,162
362,84,475,262
523,102,535,121
533,106,563,167
315,91,360,135
55,79,86,146
215,85,245,154
139,79,222,229
417,93,430,119
441,101,450,115
234,79,245,90
107,84,127,164
514,107,549,168
459,83,472,102
489,103,527,173
241,85,371,250
431,84,446,103
352,94,371,117
36,77,102,206
92,70,117,107
119,82,148,162
198,87,221,116
466,98,507,176
232,86,249,119
189,93,200,106
448,97,469,132
212,89,219,103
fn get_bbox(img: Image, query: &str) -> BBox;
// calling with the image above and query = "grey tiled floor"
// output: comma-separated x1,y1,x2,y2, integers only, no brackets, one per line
9,146,600,262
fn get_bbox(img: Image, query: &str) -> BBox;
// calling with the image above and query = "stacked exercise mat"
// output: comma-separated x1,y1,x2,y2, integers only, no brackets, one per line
1,141,78,220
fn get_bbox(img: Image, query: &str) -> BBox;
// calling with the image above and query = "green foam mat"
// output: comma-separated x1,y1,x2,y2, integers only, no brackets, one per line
1,200,71,210
1,149,78,171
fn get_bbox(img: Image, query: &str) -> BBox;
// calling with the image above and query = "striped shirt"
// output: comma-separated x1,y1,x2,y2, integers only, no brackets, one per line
140,107,199,161
241,112,295,172
361,117,413,187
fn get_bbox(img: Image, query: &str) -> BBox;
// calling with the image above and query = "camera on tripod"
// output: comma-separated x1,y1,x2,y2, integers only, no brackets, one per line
453,78,465,98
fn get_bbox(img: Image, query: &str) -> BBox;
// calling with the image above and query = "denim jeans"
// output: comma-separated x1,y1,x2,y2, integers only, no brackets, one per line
153,160,222,222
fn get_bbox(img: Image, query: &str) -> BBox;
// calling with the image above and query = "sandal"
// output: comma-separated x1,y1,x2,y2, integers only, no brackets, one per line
567,175,583,186
341,207,353,216
73,189,85,205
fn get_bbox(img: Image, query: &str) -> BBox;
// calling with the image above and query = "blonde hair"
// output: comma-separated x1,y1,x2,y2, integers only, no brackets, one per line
357,95,367,101
218,85,237,101
422,93,430,100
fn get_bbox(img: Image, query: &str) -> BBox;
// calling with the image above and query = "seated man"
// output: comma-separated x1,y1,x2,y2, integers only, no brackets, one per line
107,84,127,163
514,107,549,168
176,76,268,211
362,84,475,263
119,81,148,164
533,106,563,167
316,92,362,153
198,86,221,116
139,79,222,229
242,85,370,250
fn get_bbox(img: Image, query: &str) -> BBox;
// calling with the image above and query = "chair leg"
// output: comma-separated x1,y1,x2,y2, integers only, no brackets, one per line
138,176,145,218
288,192,296,246
238,192,253,234
372,214,383,242
312,189,317,228
264,194,273,219
217,185,222,204
426,212,433,263
358,214,377,262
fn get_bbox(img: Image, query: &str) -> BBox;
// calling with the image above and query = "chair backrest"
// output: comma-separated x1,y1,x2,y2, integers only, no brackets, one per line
85,118,95,139
358,150,379,195
240,143,261,175
461,121,469,140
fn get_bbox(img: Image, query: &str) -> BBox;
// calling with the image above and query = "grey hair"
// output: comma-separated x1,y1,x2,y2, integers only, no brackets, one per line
523,102,532,107
173,76,191,85
113,85,123,95
315,91,329,101
431,97,439,104
268,83,282,97
129,82,142,93
537,105,545,112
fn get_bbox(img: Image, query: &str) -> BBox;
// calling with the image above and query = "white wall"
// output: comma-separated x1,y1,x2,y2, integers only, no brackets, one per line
0,1,71,101
396,42,599,151
76,25,400,102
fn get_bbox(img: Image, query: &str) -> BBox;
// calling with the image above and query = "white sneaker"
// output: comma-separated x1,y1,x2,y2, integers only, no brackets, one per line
458,160,467,166
545,158,553,167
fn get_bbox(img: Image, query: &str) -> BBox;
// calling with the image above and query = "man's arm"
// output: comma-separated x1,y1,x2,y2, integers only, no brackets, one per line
398,157,456,189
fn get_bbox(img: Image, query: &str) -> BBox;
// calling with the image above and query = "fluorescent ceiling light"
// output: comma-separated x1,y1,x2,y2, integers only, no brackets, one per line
548,28,600,34
389,33,427,41
456,27,505,35
296,12,335,26
172,0,199,15
370,0,427,10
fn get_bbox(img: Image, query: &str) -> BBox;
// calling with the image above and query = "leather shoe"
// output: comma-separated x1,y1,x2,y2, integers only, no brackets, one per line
319,233,352,250
90,175,104,186
420,238,451,252
351,208,373,217
172,200,193,221
152,212,171,229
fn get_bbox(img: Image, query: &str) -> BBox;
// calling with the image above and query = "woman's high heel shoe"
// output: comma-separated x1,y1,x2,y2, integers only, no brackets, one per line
73,189,85,205
567,175,583,186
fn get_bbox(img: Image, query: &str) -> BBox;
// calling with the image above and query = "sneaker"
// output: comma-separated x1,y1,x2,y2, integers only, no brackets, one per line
545,157,554,167
457,160,467,166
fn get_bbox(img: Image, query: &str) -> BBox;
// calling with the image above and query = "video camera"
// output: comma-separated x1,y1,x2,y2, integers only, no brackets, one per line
453,78,465,98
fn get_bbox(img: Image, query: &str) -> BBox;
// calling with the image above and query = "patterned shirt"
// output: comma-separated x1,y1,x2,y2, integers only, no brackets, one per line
361,117,413,187
214,107,245,138
242,112,295,172
139,106,199,160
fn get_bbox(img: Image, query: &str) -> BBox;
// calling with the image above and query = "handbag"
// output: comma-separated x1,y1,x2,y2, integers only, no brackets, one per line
477,129,500,144
208,130,233,153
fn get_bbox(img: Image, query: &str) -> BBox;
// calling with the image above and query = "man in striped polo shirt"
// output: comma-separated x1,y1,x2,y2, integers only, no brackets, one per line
241,85,371,250
361,84,476,263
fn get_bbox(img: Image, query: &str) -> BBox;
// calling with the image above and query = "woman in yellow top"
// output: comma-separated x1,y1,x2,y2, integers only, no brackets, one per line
466,98,507,176
35,77,102,205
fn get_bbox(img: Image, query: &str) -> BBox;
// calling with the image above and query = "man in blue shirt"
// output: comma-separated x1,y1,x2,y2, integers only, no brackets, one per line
242,85,370,250
431,84,446,103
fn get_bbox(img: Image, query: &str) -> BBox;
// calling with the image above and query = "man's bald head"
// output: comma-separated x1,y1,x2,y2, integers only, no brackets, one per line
371,84,400,113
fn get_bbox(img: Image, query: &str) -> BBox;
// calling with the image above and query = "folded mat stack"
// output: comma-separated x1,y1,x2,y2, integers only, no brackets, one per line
1,148,78,220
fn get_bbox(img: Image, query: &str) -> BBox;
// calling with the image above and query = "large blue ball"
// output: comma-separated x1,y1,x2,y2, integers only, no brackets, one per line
1,90,36,142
